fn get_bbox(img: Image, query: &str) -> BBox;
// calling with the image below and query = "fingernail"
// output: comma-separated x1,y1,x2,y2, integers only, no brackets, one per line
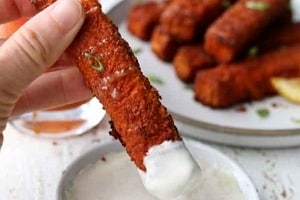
51,0,83,32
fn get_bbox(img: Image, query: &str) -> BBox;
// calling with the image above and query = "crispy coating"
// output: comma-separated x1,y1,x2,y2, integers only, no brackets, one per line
31,0,181,171
204,0,289,63
151,25,179,61
127,2,166,41
160,0,226,43
173,44,215,83
194,44,300,108
256,23,300,54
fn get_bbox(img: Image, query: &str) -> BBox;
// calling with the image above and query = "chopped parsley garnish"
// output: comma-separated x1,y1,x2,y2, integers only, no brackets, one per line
84,52,105,72
222,0,232,9
278,45,287,50
246,1,270,11
291,117,300,124
256,108,270,118
288,1,292,11
133,47,143,55
148,74,164,85
248,46,259,57
184,84,194,90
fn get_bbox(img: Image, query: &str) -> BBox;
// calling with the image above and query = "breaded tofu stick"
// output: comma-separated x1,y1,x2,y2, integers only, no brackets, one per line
194,44,300,108
32,0,181,172
255,23,300,54
31,0,200,199
204,0,289,63
160,0,227,43
174,23,300,84
151,25,179,61
173,44,215,82
127,1,166,41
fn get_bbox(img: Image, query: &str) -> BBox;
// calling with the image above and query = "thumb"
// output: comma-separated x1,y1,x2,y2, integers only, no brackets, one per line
0,0,84,102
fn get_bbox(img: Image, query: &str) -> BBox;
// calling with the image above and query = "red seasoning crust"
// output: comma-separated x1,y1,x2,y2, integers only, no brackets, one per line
31,0,181,171
255,23,300,54
194,44,300,108
173,44,215,83
204,0,289,63
151,25,179,61
127,1,166,41
159,0,226,43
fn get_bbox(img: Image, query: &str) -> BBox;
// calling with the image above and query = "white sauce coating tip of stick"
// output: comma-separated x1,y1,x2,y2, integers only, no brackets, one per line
138,140,201,200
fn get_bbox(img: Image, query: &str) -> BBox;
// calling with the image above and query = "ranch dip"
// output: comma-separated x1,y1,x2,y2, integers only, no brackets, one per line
66,151,245,200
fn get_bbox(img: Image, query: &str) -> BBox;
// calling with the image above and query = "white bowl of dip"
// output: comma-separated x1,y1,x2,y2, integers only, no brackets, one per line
56,139,259,200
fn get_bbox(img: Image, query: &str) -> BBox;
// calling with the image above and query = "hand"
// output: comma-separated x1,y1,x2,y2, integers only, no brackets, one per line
0,0,92,132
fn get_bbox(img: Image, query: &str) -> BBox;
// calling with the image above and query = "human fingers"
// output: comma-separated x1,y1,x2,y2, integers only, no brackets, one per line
11,67,92,116
0,0,84,105
50,53,73,70
1,37,73,70
1,36,73,71
0,0,36,23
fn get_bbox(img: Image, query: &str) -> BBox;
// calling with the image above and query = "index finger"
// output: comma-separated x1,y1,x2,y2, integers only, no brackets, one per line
0,0,36,23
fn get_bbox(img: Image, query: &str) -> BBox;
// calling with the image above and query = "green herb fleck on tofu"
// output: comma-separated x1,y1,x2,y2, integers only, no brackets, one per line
84,52,105,73
248,46,259,57
133,47,143,55
246,1,270,11
148,74,164,85
222,0,232,9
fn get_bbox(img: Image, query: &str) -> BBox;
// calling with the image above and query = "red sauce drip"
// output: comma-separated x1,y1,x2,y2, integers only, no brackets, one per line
23,120,86,134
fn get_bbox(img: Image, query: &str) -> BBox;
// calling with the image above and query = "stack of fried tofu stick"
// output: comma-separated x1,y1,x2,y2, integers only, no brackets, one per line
128,0,300,108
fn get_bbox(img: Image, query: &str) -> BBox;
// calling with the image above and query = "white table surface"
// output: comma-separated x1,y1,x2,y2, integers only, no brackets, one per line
1,0,300,200
1,114,300,200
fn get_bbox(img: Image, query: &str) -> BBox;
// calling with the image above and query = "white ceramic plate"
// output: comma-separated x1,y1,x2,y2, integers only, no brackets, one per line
9,98,106,138
107,0,300,147
56,139,259,200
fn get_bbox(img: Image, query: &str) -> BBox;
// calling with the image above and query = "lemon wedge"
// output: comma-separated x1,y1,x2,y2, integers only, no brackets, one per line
271,77,300,104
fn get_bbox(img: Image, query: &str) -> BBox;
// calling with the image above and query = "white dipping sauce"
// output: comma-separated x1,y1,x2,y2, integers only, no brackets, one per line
66,149,245,200
138,141,200,200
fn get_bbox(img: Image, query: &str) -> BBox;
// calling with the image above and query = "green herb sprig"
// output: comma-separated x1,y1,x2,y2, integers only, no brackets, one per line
222,0,232,9
246,1,270,11
248,46,259,57
133,47,143,55
148,74,164,85
291,117,300,124
256,108,270,118
184,84,194,90
84,52,105,72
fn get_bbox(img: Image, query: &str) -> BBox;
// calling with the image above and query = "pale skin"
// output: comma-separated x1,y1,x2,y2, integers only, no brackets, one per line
0,0,92,133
